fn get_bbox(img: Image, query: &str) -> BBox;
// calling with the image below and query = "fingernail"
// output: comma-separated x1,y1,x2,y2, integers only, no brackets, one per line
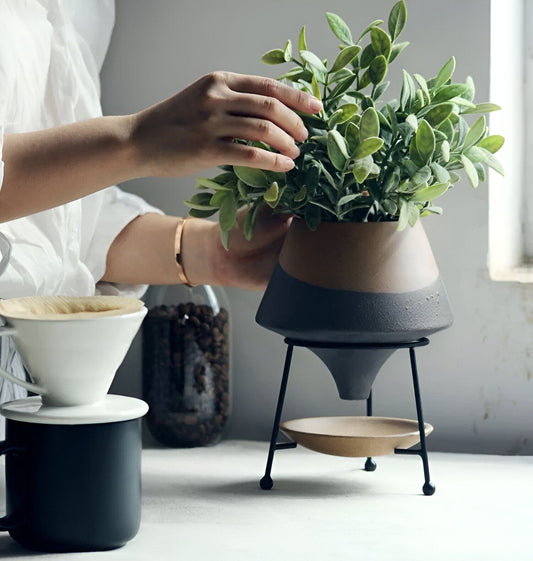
309,97,323,112
282,157,295,171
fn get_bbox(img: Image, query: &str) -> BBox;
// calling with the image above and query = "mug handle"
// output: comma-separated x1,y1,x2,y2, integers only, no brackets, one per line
0,327,45,395
0,440,25,531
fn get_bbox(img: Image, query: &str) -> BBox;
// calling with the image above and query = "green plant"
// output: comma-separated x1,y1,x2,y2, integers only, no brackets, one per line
186,0,504,248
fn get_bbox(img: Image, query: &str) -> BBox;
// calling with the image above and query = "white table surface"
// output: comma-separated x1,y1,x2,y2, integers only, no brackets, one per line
1,440,532,561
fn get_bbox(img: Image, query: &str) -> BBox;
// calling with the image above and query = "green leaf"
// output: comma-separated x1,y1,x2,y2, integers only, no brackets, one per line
463,116,486,150
400,69,416,111
430,162,451,183
237,179,248,199
369,55,388,85
294,185,307,202
356,20,384,43
415,119,436,163
398,199,411,230
388,41,409,63
359,107,380,140
328,103,359,127
261,49,287,65
411,165,432,186
330,45,362,73
210,190,229,207
300,50,328,73
405,114,418,131
423,103,454,127
354,136,384,159
413,73,431,103
478,148,505,175
372,80,390,101
338,193,362,206
263,181,279,203
220,228,230,251
185,192,219,211
233,166,269,188
188,207,218,219
474,162,486,182
461,154,479,188
388,0,407,41
381,198,398,215
432,83,470,104
460,102,501,115
328,73,357,100
477,134,505,154
243,202,261,241
326,12,353,45
435,57,456,89
370,27,392,59
277,67,310,82
298,26,307,53
311,74,321,101
345,122,359,155
352,155,374,183
327,129,349,170
219,192,238,231
465,146,486,164
358,69,372,90
283,40,293,62
196,177,232,191
411,182,449,202
360,44,376,69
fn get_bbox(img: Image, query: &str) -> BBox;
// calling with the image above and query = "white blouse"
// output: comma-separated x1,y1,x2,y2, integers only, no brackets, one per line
0,0,160,299
0,0,161,421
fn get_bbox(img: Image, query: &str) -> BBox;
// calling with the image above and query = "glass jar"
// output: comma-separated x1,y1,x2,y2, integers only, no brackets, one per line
142,285,231,447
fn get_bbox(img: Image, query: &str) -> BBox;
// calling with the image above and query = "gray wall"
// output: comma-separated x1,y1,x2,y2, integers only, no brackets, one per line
103,0,533,454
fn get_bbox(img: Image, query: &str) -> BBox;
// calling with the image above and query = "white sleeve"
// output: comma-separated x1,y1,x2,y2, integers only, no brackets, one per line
0,3,14,193
81,186,164,296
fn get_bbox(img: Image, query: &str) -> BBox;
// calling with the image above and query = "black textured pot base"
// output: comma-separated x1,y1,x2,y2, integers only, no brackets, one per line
256,265,453,399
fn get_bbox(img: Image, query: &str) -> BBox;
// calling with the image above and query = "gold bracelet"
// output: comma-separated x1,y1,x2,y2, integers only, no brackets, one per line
174,217,195,287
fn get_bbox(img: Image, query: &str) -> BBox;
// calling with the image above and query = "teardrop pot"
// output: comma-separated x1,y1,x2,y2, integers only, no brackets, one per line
256,220,453,399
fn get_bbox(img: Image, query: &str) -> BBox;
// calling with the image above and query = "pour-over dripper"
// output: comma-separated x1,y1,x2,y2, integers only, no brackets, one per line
0,296,147,407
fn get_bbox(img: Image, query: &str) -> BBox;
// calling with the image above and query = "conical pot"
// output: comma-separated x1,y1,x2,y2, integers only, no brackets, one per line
256,219,453,399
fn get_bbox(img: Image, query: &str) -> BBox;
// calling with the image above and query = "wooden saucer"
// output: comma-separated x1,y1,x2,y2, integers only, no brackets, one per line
280,416,433,457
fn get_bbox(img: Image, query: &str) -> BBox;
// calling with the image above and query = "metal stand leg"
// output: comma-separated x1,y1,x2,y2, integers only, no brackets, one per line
364,390,377,472
395,346,436,495
260,343,297,490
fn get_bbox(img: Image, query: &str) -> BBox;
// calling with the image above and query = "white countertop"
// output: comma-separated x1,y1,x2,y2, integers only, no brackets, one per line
1,440,532,560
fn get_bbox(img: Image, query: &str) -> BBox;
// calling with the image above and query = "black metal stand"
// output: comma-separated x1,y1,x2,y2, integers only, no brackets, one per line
259,337,435,496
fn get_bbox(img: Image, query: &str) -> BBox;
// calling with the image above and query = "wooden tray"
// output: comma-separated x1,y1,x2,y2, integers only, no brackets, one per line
280,416,433,458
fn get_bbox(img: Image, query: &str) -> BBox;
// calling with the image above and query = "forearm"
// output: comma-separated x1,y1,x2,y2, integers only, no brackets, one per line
101,213,219,286
0,116,140,222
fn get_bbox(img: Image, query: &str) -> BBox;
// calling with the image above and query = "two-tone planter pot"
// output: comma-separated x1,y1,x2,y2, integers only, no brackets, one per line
256,219,453,399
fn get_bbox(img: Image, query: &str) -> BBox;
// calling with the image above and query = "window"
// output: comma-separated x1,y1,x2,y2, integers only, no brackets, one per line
488,0,531,281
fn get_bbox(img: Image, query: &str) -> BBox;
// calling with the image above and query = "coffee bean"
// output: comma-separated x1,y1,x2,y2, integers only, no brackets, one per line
142,302,230,447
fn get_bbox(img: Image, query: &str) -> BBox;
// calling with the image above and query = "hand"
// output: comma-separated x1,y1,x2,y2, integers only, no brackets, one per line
130,71,322,177
182,207,292,291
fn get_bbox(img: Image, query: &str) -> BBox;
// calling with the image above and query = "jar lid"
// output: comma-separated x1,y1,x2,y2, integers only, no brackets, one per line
0,395,148,425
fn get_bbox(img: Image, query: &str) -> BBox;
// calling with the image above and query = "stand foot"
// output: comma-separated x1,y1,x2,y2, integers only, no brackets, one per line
364,457,377,472
260,475,273,491
422,481,436,496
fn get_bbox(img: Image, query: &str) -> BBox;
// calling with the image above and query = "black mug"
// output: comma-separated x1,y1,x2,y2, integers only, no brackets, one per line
0,415,142,552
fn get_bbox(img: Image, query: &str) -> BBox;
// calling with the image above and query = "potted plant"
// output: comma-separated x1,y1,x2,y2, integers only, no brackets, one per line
185,0,503,399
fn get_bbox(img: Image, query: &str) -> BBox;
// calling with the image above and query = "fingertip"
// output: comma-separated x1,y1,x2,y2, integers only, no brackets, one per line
309,97,323,113
280,157,295,171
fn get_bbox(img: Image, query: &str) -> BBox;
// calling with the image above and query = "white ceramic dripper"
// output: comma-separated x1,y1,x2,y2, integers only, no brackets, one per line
0,296,147,407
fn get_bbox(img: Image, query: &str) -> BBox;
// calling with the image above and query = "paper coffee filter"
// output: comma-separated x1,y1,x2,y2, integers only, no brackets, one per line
0,295,145,320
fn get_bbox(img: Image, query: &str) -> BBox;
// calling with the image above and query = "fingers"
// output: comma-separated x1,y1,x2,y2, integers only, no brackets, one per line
216,140,295,172
222,115,300,160
225,72,323,115
206,72,322,172
226,93,308,143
